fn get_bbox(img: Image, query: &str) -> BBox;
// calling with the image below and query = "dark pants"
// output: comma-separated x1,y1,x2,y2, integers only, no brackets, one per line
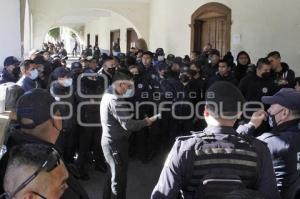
56,128,75,163
77,127,105,172
136,122,160,161
102,139,129,199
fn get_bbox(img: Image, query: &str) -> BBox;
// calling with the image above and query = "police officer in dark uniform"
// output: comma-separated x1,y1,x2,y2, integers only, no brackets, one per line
0,89,89,199
151,81,280,199
136,51,162,161
153,48,166,70
161,58,186,146
239,58,278,103
267,51,295,88
201,49,220,79
76,58,107,180
207,59,238,88
239,58,279,136
237,88,300,199
17,60,40,92
50,67,76,163
0,56,20,84
188,60,207,130
98,56,116,86
70,61,83,91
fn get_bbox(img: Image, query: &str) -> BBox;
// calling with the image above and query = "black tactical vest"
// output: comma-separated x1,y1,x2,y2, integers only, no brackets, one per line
184,131,259,199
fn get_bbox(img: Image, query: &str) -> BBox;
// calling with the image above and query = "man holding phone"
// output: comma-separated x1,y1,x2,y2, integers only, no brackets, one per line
100,69,158,199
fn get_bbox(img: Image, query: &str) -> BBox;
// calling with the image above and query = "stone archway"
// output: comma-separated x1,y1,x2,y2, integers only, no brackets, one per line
191,2,231,56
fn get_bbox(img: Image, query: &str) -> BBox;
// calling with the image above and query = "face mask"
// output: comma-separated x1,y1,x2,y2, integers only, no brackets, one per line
268,109,284,128
170,70,180,77
123,88,134,98
180,74,190,83
262,72,271,79
158,56,164,61
29,69,38,80
189,70,198,77
107,68,116,76
62,78,73,87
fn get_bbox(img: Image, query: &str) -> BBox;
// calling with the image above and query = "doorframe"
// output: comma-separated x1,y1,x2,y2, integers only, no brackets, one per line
95,34,99,46
126,28,138,54
87,33,91,47
110,29,120,54
190,2,231,53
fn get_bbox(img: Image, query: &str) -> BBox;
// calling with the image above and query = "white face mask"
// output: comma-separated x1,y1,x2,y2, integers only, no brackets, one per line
62,78,73,87
29,69,38,80
123,88,134,98
158,56,165,61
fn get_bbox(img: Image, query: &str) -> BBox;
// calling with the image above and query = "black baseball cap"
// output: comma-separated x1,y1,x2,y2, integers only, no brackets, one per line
262,88,300,110
4,56,20,67
52,67,71,80
206,81,245,117
16,89,57,129
112,68,133,83
71,62,83,71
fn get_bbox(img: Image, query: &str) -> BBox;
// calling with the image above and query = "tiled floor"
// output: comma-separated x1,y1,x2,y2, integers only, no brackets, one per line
81,153,168,199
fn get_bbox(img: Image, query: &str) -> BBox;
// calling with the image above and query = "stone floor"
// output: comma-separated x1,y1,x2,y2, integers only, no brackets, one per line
80,153,168,199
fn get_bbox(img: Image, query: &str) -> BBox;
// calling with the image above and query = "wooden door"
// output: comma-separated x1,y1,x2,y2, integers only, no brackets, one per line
200,17,227,56
191,3,231,57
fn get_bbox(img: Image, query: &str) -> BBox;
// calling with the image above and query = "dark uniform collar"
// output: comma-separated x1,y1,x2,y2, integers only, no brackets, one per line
204,125,236,135
271,119,300,133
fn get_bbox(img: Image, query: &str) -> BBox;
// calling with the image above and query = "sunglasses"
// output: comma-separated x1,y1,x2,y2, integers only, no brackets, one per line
0,148,61,199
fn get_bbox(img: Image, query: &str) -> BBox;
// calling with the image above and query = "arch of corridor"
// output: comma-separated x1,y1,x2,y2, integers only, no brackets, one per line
28,0,149,55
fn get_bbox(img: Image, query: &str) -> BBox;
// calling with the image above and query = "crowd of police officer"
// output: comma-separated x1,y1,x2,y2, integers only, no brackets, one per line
1,41,300,198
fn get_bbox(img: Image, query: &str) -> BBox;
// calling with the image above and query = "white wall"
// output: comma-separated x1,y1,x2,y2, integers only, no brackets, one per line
24,0,32,57
149,0,300,75
0,0,21,69
29,0,149,51
84,12,139,53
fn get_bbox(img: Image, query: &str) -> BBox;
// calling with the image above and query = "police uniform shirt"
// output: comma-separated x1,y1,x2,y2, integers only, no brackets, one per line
151,125,280,199
239,73,278,102
258,119,300,196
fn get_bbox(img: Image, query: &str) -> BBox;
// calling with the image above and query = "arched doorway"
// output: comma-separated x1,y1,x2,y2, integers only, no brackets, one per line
191,2,231,57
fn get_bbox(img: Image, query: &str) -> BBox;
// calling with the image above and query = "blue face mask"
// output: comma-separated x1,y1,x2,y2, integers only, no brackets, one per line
29,69,38,80
62,78,73,87
123,88,134,98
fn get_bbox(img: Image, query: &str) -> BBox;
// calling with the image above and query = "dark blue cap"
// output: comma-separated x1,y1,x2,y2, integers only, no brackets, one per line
262,88,300,110
71,62,82,71
52,67,71,80
4,56,20,67
157,62,168,71
16,89,57,129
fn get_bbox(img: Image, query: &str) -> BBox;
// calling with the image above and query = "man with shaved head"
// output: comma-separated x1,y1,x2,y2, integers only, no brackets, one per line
2,144,69,199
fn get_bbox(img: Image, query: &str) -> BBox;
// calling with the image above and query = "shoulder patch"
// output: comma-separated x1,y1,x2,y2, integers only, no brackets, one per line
262,87,268,94
137,83,143,89
175,134,196,141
